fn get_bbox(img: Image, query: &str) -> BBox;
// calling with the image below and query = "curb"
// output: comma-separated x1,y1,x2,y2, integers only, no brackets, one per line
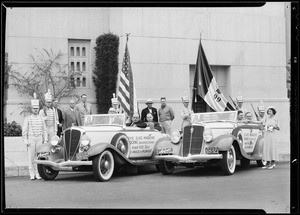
5,154,290,178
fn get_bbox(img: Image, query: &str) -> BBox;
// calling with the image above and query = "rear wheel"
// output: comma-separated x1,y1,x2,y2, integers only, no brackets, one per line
220,145,236,175
37,164,59,180
159,160,174,175
240,157,251,168
93,150,114,182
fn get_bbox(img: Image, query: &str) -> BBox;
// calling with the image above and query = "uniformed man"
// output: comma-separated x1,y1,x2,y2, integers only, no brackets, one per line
236,96,247,115
39,89,57,140
111,93,120,113
22,93,48,180
180,94,194,131
257,103,265,122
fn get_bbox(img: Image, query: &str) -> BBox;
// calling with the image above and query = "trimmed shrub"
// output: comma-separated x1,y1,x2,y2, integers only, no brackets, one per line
4,119,22,136
93,33,119,113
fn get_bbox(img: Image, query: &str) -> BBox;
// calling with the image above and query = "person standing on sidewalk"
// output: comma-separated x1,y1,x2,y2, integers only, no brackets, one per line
158,97,175,135
262,106,280,170
53,98,64,137
39,89,57,140
22,93,48,180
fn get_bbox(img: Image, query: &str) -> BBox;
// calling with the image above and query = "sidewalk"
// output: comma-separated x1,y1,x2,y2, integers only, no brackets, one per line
4,137,291,177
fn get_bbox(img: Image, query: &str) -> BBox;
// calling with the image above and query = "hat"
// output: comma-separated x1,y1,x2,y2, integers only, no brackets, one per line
108,107,117,113
145,98,153,104
44,89,52,102
182,95,189,103
267,106,276,112
111,93,118,105
31,93,39,108
236,96,243,102
258,105,265,112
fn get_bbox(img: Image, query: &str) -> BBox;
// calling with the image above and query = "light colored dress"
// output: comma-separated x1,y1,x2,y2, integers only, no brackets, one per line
262,115,279,161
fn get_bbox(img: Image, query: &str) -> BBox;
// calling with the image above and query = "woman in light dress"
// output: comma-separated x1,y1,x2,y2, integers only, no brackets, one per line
262,106,280,170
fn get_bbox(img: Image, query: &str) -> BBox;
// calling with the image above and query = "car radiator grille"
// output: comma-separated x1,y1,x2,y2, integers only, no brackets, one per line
63,128,81,161
182,125,204,157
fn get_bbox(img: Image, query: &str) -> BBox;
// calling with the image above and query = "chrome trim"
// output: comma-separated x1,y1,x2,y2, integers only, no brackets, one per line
155,154,223,163
34,159,92,167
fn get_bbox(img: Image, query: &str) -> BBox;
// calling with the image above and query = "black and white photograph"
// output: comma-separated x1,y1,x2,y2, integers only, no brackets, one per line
1,1,297,214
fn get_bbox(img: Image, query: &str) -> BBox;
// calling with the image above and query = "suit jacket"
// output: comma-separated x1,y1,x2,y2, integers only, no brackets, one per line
63,108,81,130
141,107,158,122
75,102,92,125
126,120,147,128
54,108,64,136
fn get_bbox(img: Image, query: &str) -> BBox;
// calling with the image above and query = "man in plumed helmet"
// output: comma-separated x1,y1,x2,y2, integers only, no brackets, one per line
22,93,48,180
39,89,57,141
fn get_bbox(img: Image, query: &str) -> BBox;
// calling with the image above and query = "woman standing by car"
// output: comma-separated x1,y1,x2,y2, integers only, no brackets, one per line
262,106,280,169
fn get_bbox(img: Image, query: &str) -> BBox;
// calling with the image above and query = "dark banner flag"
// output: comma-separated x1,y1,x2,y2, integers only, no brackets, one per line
117,35,138,118
192,39,235,112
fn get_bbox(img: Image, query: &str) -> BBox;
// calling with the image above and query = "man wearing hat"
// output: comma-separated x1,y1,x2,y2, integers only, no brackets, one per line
22,93,48,180
39,89,57,141
180,95,194,131
111,93,120,114
75,94,93,125
141,98,158,122
236,96,247,115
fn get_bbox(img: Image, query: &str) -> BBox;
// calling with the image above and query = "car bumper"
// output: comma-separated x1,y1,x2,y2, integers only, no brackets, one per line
155,154,223,163
34,159,92,168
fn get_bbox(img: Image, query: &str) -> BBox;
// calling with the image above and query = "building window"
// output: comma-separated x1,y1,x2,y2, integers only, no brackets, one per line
68,39,91,88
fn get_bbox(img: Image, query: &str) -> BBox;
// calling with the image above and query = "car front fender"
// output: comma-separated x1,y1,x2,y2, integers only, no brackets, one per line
153,136,181,157
211,134,235,151
87,143,132,166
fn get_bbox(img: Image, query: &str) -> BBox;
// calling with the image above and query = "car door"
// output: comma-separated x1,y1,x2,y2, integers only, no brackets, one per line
124,128,163,159
236,123,262,155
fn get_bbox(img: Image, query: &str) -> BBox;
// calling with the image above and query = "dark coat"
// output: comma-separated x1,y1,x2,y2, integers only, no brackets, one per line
55,108,64,137
126,120,147,128
141,107,158,122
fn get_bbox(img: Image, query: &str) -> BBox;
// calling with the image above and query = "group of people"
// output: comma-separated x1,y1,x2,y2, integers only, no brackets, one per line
22,91,93,180
22,90,280,180
234,96,280,170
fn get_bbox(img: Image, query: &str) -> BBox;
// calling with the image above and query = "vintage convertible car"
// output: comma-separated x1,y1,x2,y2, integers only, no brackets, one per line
155,111,265,175
34,114,175,182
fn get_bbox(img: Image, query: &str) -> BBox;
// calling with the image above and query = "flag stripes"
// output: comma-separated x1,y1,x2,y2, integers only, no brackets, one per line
117,36,138,118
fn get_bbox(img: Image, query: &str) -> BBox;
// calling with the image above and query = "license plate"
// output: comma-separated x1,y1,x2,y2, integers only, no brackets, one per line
205,147,219,154
76,152,88,160
157,148,173,154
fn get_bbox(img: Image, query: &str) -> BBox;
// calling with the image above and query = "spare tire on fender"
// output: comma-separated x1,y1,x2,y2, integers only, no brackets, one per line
110,133,130,158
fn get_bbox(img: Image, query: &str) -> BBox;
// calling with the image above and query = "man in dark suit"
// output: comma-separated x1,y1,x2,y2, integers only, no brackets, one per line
141,98,158,122
126,113,147,128
53,99,64,137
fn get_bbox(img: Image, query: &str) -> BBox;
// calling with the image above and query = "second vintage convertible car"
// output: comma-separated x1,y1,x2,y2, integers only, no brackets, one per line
34,114,177,182
155,111,265,176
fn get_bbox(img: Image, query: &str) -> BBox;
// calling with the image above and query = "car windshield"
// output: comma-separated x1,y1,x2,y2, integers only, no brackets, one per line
83,114,126,126
191,111,238,123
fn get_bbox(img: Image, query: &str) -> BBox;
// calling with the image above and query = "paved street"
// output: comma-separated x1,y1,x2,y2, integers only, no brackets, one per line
4,162,290,213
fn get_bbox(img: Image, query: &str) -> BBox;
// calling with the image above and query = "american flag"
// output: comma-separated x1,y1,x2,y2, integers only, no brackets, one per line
117,36,138,118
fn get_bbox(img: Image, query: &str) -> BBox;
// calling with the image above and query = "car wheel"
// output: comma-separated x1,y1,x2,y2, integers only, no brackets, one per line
37,164,59,180
93,150,114,182
111,133,130,158
240,157,251,168
159,160,174,175
256,159,267,167
220,145,236,175
155,164,160,172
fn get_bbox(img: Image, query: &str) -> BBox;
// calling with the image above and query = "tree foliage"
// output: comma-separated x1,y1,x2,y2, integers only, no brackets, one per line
93,33,119,113
8,48,79,116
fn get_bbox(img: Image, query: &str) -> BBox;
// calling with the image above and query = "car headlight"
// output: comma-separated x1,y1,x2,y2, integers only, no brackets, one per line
203,128,213,143
50,135,60,146
80,133,91,147
170,130,181,144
